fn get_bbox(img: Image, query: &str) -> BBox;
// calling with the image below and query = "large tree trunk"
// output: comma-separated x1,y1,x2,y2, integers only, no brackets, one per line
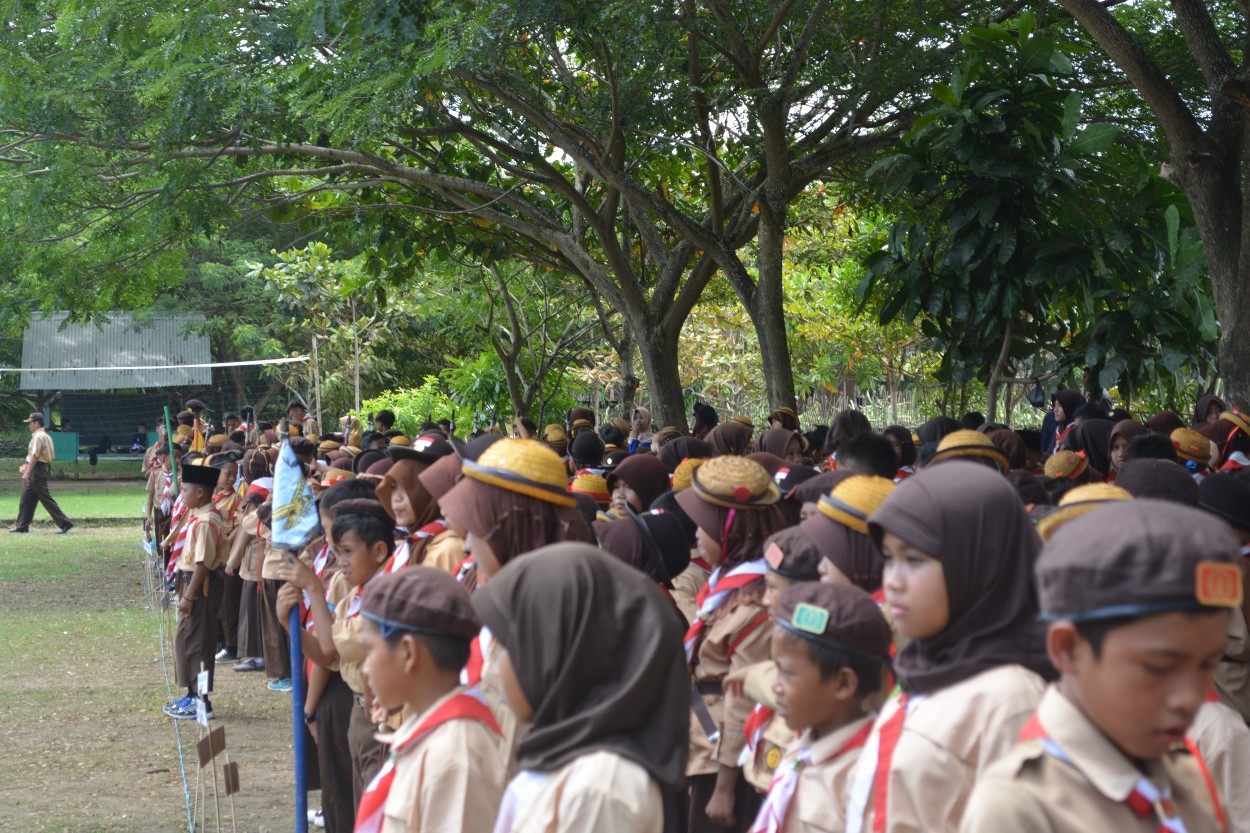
631,313,687,432
753,209,799,413
616,326,639,417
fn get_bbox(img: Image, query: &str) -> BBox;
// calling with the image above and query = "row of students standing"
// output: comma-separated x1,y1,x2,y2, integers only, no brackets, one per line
146,398,1250,833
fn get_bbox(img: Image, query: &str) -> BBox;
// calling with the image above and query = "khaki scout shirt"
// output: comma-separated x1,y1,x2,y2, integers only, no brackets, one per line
688,596,772,776
1188,699,1250,833
737,660,797,794
421,530,465,575
226,502,261,582
960,686,1224,833
27,429,54,464
670,561,708,625
845,663,1045,833
179,504,229,573
778,716,875,833
330,570,379,694
376,687,505,833
496,750,661,833
1214,607,1250,723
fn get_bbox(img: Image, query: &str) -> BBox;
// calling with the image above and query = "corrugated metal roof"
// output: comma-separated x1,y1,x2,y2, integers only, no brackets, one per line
20,312,212,390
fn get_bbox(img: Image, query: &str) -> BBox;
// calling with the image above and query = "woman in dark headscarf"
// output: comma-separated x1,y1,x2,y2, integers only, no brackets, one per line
473,543,689,833
823,409,873,465
843,461,1048,833
755,427,803,464
1194,393,1227,426
606,454,671,516
706,422,752,457
1057,418,1115,478
383,459,463,574
1107,419,1148,480
1050,389,1084,448
914,415,960,446
595,510,692,596
987,428,1027,472
658,436,714,473
1145,410,1185,435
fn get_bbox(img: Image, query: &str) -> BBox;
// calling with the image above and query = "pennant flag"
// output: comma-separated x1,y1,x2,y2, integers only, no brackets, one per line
271,440,321,551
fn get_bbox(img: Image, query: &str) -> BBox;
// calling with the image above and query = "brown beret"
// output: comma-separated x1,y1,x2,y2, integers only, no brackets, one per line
775,582,892,664
361,565,479,641
1038,499,1242,622
762,526,823,581
328,497,392,523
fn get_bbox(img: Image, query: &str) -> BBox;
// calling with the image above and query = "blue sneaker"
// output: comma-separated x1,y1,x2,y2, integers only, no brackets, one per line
267,677,293,692
162,695,192,716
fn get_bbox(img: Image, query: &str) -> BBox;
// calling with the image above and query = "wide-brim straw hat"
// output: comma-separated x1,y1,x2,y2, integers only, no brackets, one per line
570,471,611,506
672,457,707,491
1044,450,1089,480
461,438,576,507
675,455,779,539
1171,427,1211,465
816,475,896,534
1037,483,1132,541
930,429,1010,473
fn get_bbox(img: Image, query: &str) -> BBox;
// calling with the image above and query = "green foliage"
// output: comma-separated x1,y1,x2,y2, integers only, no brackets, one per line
356,376,467,436
860,13,1216,401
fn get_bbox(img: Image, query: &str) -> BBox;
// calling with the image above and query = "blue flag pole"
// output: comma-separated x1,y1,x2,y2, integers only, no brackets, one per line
291,605,308,833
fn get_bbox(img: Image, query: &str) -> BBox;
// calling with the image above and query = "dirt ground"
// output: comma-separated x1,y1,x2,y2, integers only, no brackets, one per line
0,524,319,833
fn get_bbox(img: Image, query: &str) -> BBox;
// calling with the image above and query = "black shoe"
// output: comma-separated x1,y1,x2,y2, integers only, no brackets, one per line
56,523,74,534
8,528,27,533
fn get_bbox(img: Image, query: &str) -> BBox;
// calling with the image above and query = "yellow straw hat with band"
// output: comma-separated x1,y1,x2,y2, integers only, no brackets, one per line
730,415,755,429
388,434,412,447
1220,409,1250,437
318,439,342,452
672,457,707,491
688,454,781,509
570,471,611,506
543,423,569,453
929,429,1010,473
817,475,896,534
1171,427,1211,465
340,445,361,458
461,437,577,507
207,433,229,446
1044,449,1089,480
322,467,356,487
1036,483,1132,541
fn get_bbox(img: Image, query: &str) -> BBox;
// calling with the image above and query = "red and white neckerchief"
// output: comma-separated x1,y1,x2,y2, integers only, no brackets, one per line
893,466,914,483
1056,422,1075,447
455,554,477,588
1018,713,1226,833
740,704,776,768
751,721,873,833
164,496,191,581
172,506,224,575
302,543,333,633
385,521,450,574
1219,451,1250,472
683,559,768,664
384,540,411,574
345,572,383,620
844,691,924,833
690,557,714,575
160,472,174,515
353,689,502,833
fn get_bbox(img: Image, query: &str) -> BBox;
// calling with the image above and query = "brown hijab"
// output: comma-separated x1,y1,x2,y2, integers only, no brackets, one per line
987,429,1026,472
868,460,1050,694
594,511,691,588
472,543,689,791
1060,418,1115,477
706,422,752,457
799,511,885,591
757,427,800,459
438,477,591,568
1146,411,1185,435
385,459,446,564
657,436,714,473
606,455,671,512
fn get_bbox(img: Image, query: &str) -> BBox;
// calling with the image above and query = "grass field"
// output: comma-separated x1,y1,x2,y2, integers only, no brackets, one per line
0,514,298,832
0,479,149,525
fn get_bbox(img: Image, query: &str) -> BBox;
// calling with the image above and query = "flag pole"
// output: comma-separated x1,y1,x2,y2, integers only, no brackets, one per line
291,604,308,833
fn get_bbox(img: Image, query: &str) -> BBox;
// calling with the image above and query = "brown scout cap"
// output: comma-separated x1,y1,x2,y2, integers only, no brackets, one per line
1037,499,1243,622
762,526,823,581
23,412,43,424
361,565,479,641
775,582,892,664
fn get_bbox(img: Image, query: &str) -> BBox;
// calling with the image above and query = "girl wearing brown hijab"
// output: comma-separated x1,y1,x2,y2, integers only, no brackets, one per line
658,436,715,473
843,461,1048,833
706,422,753,457
1107,419,1148,479
1194,393,1227,426
382,459,465,575
436,438,592,772
594,509,692,600
675,456,787,833
473,543,688,833
607,454,671,517
755,427,803,464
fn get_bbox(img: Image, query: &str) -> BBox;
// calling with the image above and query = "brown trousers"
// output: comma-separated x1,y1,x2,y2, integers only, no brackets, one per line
316,673,357,833
236,579,263,659
174,570,225,693
259,578,292,680
218,571,243,650
14,462,70,531
348,703,384,811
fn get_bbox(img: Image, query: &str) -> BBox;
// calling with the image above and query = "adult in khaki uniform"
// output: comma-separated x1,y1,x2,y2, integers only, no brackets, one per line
473,544,687,833
961,500,1238,833
675,455,788,833
353,566,504,833
437,438,592,771
11,412,72,533
844,462,1051,833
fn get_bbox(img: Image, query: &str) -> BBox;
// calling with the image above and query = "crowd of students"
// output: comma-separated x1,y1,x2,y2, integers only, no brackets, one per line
141,391,1250,833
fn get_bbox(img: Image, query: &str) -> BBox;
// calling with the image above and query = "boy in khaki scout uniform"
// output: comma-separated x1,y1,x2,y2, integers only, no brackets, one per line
961,499,1236,833
354,565,504,833
750,582,893,833
164,463,229,720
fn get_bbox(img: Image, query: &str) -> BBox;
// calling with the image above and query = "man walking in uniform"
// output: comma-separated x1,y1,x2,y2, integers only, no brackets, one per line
11,412,73,534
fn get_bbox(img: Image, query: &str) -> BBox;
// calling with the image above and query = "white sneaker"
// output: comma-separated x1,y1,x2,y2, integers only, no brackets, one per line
308,809,325,829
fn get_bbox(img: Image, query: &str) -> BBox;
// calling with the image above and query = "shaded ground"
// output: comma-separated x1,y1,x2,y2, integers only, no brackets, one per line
0,524,311,832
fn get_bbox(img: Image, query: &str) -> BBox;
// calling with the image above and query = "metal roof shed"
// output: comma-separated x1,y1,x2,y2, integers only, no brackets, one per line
20,312,211,390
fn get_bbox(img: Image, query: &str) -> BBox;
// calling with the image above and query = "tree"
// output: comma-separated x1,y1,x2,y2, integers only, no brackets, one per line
1057,0,1250,404
860,15,1216,421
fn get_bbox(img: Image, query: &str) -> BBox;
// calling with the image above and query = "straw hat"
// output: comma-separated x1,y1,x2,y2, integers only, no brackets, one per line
542,423,568,454
322,468,356,487
930,429,1010,473
1044,450,1089,480
318,439,342,453
610,417,631,436
388,434,412,447
816,475,896,534
1036,483,1132,541
569,471,611,507
672,457,707,491
730,415,755,430
461,438,576,507
688,455,780,509
1171,427,1211,465
1220,409,1250,437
